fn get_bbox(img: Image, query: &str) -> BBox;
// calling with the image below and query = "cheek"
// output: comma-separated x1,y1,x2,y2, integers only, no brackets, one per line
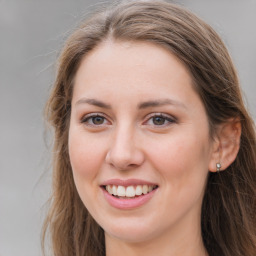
68,129,105,182
145,133,211,219
146,130,211,186
68,129,108,214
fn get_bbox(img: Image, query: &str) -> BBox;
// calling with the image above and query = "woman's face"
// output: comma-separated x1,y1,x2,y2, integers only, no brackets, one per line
69,41,215,244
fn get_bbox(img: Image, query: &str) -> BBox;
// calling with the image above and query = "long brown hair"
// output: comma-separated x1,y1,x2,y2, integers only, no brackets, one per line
42,1,256,255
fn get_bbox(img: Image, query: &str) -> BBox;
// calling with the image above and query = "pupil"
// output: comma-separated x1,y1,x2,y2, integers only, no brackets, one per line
93,116,104,124
153,116,165,125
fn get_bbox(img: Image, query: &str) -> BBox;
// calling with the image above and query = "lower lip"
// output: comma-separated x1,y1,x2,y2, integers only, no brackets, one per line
102,187,158,210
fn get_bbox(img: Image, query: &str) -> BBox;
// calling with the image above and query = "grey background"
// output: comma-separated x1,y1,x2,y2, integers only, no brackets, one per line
0,0,255,255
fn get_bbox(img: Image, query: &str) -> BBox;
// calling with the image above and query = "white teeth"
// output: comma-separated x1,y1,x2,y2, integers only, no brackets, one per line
117,185,126,196
142,185,148,194
126,186,136,197
106,185,112,194
112,185,117,195
135,185,143,195
105,184,157,197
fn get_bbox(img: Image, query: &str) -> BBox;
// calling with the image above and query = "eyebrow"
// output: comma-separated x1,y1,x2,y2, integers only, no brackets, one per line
75,98,111,109
75,97,187,110
138,99,187,109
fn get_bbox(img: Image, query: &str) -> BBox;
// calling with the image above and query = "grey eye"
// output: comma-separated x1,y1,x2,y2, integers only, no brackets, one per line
91,116,105,125
82,114,108,126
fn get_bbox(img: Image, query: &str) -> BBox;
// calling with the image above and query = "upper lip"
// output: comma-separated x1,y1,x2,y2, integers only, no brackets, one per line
101,179,158,187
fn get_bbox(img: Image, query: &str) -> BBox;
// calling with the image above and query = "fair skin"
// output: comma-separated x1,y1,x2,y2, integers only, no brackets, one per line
68,40,223,256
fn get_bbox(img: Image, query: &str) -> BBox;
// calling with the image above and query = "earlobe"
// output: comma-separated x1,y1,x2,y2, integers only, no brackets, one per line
208,118,241,172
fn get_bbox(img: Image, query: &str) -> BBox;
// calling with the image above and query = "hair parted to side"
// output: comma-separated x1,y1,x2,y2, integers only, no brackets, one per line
42,1,256,255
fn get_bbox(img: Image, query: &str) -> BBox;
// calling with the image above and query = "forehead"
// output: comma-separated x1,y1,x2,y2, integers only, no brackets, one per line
72,40,199,108
75,40,191,79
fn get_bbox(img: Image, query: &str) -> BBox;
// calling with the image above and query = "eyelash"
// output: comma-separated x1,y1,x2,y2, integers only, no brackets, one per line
81,113,110,127
81,113,176,128
144,113,176,127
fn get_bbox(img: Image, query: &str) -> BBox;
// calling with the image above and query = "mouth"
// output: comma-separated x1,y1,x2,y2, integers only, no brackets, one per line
102,184,158,199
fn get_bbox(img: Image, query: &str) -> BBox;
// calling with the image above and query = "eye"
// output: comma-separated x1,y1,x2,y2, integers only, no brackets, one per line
144,113,176,127
152,116,167,125
81,113,110,126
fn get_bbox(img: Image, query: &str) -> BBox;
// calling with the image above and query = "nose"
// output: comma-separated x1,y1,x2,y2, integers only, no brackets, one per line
105,125,145,170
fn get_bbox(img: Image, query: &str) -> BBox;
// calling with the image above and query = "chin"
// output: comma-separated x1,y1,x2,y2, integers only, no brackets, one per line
102,216,160,243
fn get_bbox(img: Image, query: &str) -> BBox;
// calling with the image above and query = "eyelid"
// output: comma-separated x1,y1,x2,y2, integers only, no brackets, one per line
81,112,112,126
143,112,176,127
80,112,176,128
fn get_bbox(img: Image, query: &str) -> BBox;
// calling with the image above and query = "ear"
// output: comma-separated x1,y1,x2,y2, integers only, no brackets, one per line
208,118,241,172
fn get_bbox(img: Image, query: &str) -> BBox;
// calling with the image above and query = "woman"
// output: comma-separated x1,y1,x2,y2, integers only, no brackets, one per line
42,1,256,255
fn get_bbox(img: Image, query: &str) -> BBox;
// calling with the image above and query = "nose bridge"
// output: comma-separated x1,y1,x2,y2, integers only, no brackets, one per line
106,120,144,170
114,121,133,148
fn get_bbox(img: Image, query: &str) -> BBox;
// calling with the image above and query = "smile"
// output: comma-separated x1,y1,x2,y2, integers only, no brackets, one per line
101,180,159,209
104,184,158,198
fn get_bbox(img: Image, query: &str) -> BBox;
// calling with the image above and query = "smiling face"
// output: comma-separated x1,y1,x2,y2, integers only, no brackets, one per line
69,40,215,248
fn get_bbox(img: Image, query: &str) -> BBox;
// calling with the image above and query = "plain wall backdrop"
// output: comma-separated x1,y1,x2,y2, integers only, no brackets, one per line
0,0,255,255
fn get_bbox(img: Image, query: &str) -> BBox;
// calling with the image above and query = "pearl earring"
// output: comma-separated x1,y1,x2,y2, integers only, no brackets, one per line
216,163,221,172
